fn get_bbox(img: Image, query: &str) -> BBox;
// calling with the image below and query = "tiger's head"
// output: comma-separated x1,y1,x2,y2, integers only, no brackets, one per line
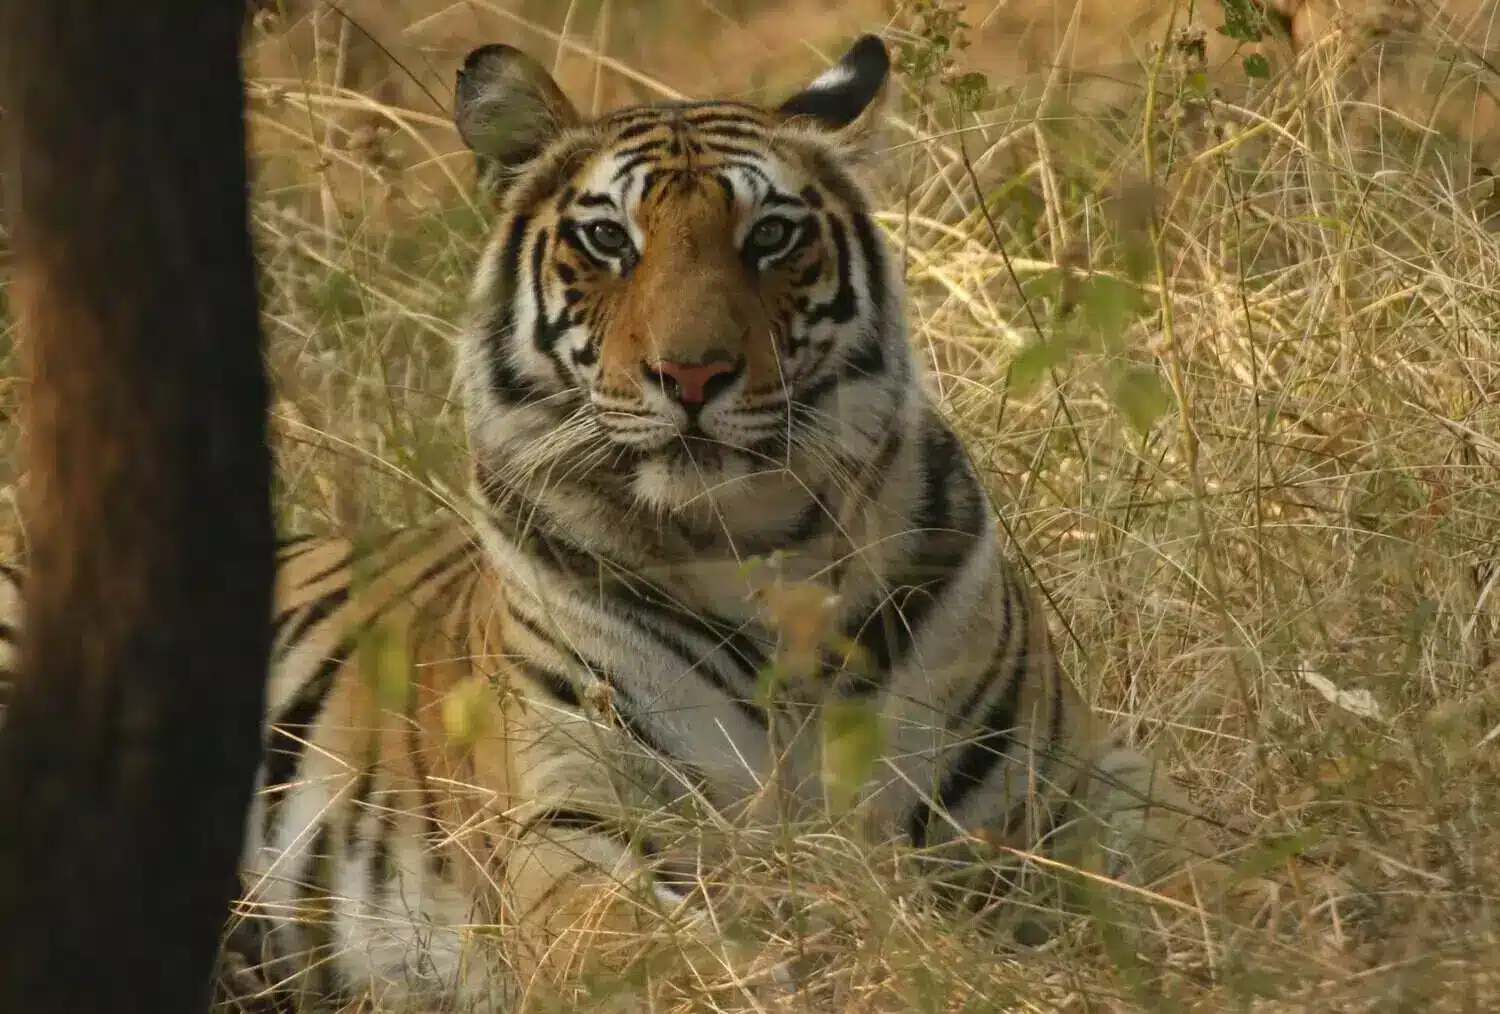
454,36,912,521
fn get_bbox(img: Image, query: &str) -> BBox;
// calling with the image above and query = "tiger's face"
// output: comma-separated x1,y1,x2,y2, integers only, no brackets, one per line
454,37,907,514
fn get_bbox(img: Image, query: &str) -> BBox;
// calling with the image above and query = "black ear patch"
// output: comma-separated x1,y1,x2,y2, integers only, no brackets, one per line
776,35,890,131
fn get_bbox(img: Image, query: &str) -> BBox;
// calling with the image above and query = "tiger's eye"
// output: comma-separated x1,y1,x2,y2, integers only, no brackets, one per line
585,220,631,255
747,217,794,254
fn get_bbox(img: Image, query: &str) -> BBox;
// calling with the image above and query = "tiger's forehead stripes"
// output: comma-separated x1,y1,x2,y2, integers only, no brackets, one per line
579,106,806,197
598,100,777,133
491,109,846,263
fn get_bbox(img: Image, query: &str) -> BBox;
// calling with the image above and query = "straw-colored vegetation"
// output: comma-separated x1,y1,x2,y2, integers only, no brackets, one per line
6,0,1500,1010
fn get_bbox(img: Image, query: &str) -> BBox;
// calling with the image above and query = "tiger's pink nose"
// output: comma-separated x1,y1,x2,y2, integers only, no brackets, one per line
642,359,740,405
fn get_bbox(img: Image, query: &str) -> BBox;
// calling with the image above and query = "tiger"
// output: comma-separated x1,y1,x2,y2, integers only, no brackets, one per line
0,33,1201,1012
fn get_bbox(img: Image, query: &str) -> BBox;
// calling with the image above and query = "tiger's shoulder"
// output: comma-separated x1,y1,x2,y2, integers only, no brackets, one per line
261,519,499,715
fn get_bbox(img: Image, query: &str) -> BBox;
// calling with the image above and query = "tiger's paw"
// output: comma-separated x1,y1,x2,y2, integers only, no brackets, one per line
511,875,794,1014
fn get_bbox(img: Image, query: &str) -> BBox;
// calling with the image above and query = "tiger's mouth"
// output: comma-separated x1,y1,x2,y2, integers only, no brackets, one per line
643,415,794,467
656,445,726,481
636,428,734,468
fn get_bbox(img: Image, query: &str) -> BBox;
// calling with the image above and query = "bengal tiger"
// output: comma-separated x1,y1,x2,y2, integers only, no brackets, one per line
0,33,1200,1012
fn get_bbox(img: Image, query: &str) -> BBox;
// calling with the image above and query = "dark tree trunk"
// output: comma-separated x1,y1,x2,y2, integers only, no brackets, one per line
0,3,274,1013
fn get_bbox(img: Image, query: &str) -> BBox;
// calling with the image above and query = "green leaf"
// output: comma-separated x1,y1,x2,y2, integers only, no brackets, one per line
359,621,413,712
1109,363,1172,435
905,963,946,1014
1229,827,1324,886
1007,337,1068,394
1119,232,1156,285
947,71,990,114
442,675,492,748
1081,883,1156,1002
1022,265,1065,304
1297,213,1351,233
754,661,787,710
1242,53,1271,79
1081,274,1145,346
1219,0,1268,42
821,697,883,815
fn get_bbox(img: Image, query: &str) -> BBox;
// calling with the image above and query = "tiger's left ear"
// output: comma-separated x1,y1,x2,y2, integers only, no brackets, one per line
776,35,891,159
454,43,581,187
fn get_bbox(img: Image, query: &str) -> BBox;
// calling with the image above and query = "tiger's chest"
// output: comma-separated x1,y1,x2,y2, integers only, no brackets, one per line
509,543,890,810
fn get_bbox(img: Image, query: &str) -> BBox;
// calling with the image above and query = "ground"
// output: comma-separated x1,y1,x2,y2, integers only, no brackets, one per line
4,0,1500,1010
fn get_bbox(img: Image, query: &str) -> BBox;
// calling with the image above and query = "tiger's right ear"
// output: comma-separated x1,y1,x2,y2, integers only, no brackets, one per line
454,44,581,179
775,35,890,163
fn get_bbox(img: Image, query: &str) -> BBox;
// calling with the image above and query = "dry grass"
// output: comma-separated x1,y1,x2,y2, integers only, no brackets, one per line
8,0,1500,1010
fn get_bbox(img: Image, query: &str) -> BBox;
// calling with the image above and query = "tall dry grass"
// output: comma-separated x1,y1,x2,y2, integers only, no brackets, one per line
6,0,1500,1010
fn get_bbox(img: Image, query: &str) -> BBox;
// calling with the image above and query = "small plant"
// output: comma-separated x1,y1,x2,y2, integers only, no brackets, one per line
894,0,990,122
1218,0,1276,78
741,552,884,818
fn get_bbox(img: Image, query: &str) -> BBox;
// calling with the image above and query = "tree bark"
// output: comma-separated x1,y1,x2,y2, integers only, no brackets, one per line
0,3,273,1012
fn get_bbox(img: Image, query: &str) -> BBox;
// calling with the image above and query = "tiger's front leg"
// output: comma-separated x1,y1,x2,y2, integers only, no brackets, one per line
239,651,780,1013
483,680,785,1012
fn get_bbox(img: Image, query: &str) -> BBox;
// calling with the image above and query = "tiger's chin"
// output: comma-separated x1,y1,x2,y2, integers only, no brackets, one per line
628,441,763,517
